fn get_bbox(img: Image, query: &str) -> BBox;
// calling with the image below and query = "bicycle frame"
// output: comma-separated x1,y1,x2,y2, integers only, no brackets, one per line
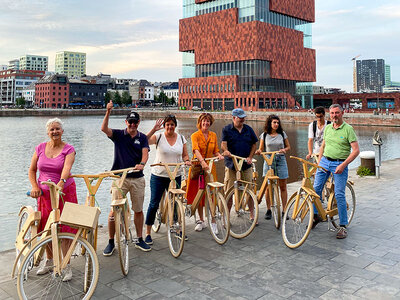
151,163,186,227
255,151,280,203
230,154,257,212
188,158,225,218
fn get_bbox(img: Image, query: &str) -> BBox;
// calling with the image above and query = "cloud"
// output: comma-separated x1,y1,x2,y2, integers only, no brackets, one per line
373,5,400,18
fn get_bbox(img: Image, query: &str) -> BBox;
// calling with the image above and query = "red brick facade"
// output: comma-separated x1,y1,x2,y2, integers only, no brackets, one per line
180,9,315,82
35,83,69,108
179,4,315,111
270,0,315,22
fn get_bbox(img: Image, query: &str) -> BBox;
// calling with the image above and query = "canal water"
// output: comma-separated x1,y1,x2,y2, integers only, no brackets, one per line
1,115,400,251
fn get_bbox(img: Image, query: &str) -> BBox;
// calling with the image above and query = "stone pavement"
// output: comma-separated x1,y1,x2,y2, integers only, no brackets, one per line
1,159,400,299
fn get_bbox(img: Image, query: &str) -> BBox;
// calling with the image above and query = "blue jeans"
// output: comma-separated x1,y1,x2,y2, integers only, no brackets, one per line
313,156,349,226
145,174,181,226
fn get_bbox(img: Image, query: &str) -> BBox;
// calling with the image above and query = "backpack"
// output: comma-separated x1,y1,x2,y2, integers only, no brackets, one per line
312,120,331,137
156,133,184,149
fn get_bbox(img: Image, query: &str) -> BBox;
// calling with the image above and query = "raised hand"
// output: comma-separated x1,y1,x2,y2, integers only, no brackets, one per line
106,100,113,111
153,118,164,131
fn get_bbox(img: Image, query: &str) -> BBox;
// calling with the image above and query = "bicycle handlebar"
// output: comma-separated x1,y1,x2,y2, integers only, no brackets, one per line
230,154,257,163
150,162,186,167
290,156,328,172
191,156,221,163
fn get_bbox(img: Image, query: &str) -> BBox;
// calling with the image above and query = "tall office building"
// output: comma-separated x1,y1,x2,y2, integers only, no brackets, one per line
178,0,316,110
355,59,385,92
385,64,391,87
19,55,48,71
55,51,86,78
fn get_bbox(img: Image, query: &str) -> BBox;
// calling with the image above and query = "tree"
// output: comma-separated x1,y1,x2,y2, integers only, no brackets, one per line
104,91,112,104
113,92,122,106
169,96,176,106
158,92,168,106
121,91,132,106
16,97,26,108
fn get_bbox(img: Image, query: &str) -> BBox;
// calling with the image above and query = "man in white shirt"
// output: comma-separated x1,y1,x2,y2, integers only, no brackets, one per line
306,106,330,160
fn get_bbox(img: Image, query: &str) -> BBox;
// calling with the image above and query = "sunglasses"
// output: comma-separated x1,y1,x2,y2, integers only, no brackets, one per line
127,119,139,124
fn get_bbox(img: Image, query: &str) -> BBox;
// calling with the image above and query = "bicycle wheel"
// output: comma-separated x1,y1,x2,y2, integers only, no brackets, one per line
205,191,230,245
152,193,165,233
329,182,356,228
282,192,313,249
115,206,129,276
166,200,185,258
270,183,281,230
226,186,259,239
17,233,99,300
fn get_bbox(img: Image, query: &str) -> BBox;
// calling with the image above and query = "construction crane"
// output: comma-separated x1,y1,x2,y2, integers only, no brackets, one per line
352,55,361,92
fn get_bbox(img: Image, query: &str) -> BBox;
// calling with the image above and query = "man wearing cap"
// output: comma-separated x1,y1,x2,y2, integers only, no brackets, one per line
221,108,258,217
101,100,151,254
313,104,359,239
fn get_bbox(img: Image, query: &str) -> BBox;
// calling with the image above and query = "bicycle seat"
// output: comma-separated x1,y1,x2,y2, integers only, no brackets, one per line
169,189,186,195
207,182,224,188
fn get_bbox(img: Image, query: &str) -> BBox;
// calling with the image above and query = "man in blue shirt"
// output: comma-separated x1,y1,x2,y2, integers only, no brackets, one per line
101,100,151,255
221,108,258,218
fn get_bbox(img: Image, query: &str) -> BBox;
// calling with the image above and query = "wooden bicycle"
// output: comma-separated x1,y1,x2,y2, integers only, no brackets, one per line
151,162,186,258
282,156,356,249
254,151,282,229
13,181,100,299
103,167,139,276
224,154,259,239
185,157,230,245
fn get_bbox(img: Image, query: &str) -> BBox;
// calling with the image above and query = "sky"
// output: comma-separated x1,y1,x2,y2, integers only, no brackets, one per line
0,0,399,92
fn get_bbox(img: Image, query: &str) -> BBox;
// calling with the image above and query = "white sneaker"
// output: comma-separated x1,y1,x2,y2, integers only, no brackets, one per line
62,265,72,282
36,259,53,275
211,223,219,235
194,220,206,231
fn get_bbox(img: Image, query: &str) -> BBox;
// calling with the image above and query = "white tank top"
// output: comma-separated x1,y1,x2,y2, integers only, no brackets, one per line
151,132,187,178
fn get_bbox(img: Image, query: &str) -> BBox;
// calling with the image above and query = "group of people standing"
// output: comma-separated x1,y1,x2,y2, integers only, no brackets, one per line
28,102,359,279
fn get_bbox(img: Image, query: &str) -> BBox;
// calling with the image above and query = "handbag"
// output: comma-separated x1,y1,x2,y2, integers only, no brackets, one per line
190,139,210,180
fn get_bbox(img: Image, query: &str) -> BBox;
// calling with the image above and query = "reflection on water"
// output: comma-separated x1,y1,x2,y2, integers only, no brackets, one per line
1,115,399,251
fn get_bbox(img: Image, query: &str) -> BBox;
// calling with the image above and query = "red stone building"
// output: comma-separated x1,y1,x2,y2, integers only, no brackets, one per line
35,74,69,108
178,0,316,111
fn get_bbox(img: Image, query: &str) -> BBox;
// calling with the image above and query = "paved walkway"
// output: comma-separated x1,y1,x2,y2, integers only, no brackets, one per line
1,159,400,299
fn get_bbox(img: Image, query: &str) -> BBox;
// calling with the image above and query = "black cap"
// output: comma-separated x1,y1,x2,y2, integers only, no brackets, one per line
126,111,140,122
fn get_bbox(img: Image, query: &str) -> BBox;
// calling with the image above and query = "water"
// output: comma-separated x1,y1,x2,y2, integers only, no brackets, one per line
1,115,400,251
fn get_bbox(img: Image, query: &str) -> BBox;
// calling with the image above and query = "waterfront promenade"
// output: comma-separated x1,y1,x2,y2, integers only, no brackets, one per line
1,159,400,299
1,108,400,127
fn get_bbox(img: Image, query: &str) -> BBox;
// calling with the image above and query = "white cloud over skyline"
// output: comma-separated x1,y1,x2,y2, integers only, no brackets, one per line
0,0,399,91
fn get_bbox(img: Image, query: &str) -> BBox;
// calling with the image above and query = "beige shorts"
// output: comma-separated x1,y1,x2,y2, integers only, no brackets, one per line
111,176,145,212
224,167,253,193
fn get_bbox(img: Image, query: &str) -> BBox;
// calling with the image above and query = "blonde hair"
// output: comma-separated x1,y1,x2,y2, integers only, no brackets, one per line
46,118,63,131
196,113,214,129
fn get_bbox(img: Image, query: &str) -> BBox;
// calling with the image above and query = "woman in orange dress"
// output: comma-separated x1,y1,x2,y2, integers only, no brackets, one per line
186,113,224,232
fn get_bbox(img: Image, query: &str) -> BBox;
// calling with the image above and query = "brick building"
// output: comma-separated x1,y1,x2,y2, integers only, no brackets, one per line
35,74,69,108
178,0,316,111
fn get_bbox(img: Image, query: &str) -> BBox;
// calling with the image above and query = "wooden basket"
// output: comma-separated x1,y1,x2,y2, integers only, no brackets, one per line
60,202,100,229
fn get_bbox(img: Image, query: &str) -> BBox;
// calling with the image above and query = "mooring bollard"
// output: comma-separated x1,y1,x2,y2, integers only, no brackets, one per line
373,131,383,179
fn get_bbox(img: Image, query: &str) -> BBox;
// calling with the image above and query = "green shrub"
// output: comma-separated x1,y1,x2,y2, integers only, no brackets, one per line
357,166,375,177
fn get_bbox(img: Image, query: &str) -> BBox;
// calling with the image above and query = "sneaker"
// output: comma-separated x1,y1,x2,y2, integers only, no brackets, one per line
336,226,348,239
194,220,207,232
62,265,72,282
144,235,153,245
103,241,115,256
265,210,272,220
135,237,152,252
36,259,53,275
211,223,219,235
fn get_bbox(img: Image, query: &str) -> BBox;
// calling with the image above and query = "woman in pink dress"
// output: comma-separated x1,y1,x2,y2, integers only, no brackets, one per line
28,118,78,281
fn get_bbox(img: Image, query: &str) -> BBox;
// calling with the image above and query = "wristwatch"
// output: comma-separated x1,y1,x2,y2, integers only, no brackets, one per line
60,179,67,183
139,162,146,166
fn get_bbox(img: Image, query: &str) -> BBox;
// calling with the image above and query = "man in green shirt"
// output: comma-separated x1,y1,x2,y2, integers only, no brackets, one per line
313,104,360,239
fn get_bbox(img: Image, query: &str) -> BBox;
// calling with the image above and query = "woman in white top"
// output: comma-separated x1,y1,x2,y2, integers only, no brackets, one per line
144,115,191,245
